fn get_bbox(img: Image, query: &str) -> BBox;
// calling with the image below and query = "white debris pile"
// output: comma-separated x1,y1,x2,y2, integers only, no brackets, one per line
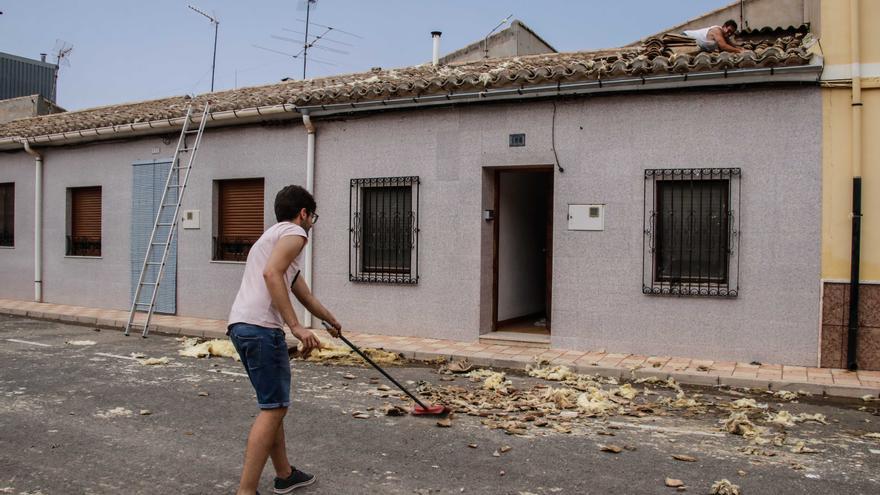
138,357,170,366
766,410,828,427
95,407,133,419
710,479,741,495
177,337,240,361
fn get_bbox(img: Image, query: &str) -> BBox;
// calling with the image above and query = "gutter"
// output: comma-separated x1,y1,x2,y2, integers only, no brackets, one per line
301,112,316,328
17,139,43,302
296,64,823,116
0,103,300,151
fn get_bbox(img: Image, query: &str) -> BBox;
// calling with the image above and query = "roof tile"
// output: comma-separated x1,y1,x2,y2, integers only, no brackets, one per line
0,32,814,140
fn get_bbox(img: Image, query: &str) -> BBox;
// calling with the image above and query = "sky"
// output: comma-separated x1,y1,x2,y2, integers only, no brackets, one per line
1,1,733,111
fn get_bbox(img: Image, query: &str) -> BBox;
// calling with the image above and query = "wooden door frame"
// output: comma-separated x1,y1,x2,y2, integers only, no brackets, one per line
491,165,554,332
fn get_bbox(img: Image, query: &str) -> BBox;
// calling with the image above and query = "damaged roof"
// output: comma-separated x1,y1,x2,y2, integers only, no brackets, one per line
0,32,815,141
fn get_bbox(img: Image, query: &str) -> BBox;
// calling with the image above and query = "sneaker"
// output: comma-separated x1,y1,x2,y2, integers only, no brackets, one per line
274,467,316,493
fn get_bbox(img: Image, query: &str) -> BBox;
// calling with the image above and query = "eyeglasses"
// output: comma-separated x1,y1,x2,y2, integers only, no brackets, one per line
309,212,319,224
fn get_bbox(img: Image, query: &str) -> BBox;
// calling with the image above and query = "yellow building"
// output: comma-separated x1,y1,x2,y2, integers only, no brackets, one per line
818,0,878,370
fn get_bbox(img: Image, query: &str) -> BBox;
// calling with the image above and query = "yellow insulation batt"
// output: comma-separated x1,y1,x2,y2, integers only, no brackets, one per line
178,338,240,361
298,341,403,366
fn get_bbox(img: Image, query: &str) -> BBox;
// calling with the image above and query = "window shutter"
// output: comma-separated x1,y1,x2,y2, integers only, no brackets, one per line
215,178,264,261
219,179,264,239
72,187,102,239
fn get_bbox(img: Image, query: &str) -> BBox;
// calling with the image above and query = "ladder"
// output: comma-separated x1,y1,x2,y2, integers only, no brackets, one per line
125,103,210,337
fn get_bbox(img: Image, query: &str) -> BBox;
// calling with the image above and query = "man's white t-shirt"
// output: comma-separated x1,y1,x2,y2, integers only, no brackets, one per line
228,222,308,330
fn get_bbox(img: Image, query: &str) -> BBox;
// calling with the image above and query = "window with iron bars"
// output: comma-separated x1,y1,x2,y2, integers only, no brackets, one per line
643,168,741,297
349,176,419,284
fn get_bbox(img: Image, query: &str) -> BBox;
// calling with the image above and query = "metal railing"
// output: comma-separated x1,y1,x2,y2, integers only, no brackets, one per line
349,176,420,284
642,168,741,297
66,236,101,257
213,236,259,262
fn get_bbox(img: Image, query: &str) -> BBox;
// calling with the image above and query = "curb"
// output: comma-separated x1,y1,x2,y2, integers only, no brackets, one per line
2,308,879,400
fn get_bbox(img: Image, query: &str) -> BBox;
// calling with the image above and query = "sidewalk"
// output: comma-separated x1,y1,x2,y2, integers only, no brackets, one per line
2,298,879,399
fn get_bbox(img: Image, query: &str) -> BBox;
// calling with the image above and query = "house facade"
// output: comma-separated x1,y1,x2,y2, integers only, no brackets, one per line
2,2,856,368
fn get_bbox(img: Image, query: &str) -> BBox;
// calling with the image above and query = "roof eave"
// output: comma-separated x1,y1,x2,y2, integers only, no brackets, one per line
0,64,821,151
298,64,822,116
0,103,300,151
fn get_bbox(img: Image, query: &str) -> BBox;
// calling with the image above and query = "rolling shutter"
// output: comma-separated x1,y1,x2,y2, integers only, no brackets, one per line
216,178,264,261
68,186,101,256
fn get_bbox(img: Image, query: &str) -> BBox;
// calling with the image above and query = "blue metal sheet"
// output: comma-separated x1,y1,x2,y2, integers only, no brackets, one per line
130,160,177,314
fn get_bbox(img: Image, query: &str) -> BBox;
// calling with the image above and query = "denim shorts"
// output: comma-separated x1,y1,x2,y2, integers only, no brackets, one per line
227,322,291,409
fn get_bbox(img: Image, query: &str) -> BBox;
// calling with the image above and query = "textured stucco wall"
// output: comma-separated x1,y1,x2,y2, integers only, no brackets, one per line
0,85,822,365
0,125,305,318
546,88,822,365
311,86,822,365
0,152,35,299
175,124,307,319
37,141,148,309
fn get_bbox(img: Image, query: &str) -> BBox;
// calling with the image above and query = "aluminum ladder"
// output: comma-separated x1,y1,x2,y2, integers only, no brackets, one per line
125,103,210,337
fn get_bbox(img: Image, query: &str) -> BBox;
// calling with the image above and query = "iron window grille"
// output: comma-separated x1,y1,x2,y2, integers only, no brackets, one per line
350,176,420,284
643,168,741,297
0,183,12,247
66,236,101,257
213,236,259,262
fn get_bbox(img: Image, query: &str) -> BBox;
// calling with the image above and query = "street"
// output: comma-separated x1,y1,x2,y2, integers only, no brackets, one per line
1,314,879,495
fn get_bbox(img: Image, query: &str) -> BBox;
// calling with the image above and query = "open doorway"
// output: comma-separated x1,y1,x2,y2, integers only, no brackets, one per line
493,167,553,336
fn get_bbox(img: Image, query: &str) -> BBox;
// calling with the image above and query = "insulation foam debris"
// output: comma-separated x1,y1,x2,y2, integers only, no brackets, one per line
178,338,240,361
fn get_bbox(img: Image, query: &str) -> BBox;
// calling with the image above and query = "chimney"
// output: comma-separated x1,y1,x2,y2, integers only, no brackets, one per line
40,53,47,63
431,31,442,66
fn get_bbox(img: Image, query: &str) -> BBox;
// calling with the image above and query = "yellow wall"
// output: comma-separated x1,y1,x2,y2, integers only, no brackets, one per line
821,0,880,280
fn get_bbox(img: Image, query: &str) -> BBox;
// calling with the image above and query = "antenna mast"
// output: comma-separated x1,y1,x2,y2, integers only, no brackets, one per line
302,0,316,79
188,4,220,92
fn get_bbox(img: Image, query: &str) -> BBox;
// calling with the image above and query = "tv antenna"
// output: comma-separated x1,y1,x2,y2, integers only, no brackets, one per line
51,39,73,103
188,4,220,92
484,14,513,58
251,45,338,67
289,0,362,79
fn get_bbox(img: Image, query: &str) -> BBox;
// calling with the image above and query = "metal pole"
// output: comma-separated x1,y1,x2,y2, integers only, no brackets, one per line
303,0,311,79
211,21,219,91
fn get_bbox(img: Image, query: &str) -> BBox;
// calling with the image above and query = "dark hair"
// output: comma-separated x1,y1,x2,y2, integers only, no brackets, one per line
274,185,316,222
723,19,738,31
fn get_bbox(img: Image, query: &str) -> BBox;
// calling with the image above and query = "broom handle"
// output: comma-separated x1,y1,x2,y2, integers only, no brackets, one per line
322,322,429,409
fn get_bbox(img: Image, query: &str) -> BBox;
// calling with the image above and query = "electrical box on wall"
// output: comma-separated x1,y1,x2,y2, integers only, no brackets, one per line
181,210,200,229
568,204,604,231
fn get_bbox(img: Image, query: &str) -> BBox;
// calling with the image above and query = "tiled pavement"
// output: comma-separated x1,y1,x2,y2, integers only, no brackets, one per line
2,298,879,399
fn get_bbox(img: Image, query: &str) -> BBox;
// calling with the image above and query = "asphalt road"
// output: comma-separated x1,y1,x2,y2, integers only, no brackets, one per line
1,314,879,495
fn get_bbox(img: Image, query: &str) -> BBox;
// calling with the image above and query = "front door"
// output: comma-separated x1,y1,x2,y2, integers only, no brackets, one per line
494,168,553,333
130,160,177,314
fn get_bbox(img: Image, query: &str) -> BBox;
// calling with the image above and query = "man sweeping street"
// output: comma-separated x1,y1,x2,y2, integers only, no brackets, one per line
227,184,341,495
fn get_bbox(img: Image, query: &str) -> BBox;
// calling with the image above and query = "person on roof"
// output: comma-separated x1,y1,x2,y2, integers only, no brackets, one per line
683,20,744,53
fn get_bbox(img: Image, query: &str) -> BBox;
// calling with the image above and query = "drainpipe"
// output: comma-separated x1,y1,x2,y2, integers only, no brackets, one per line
19,139,43,302
302,112,316,328
846,0,863,371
